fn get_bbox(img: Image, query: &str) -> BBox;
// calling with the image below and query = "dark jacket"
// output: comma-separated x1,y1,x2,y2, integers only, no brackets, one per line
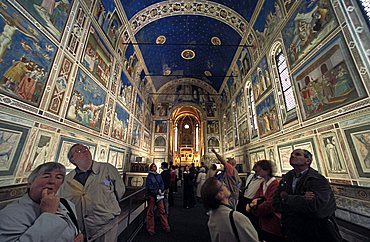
273,168,342,242
161,169,171,190
146,172,164,196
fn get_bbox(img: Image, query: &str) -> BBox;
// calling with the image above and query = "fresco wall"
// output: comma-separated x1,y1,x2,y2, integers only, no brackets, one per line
219,0,370,232
0,0,153,186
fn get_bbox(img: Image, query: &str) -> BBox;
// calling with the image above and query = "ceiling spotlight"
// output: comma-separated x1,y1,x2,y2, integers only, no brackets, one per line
204,71,212,76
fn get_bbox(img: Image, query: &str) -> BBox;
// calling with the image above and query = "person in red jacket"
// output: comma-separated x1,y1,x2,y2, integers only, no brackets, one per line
246,160,285,242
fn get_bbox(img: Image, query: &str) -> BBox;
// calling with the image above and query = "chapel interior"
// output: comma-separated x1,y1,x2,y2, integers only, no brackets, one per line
0,0,370,241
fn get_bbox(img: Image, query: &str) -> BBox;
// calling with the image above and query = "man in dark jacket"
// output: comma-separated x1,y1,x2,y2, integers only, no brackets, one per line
161,162,171,215
273,149,342,242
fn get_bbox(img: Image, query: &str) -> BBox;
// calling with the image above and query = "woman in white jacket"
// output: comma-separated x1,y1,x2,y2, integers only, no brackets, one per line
196,167,207,199
201,177,259,242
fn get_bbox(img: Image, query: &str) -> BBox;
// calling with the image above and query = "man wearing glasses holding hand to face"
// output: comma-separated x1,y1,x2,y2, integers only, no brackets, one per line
59,144,125,242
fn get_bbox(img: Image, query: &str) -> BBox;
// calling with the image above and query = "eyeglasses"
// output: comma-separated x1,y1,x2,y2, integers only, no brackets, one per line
74,146,89,154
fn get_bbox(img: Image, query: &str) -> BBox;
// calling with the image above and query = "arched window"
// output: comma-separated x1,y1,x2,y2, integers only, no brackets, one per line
195,123,199,152
275,47,296,112
358,0,370,23
248,88,258,138
174,123,178,151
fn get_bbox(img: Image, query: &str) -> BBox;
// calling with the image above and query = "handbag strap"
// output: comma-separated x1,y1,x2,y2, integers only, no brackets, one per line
60,198,79,232
229,210,240,242
241,174,255,194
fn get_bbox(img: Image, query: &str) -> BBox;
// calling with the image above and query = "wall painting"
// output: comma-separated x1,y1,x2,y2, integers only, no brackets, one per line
108,147,125,170
93,0,122,47
255,92,280,137
81,26,112,87
238,119,249,146
0,122,29,177
253,0,283,47
251,56,272,103
111,103,129,142
95,144,108,162
131,120,141,147
118,71,132,108
25,130,54,173
207,121,219,134
320,132,347,174
66,69,106,132
282,0,338,68
293,35,366,120
236,89,246,118
14,0,73,39
345,124,370,178
278,145,293,172
135,95,144,122
154,120,167,133
0,1,57,106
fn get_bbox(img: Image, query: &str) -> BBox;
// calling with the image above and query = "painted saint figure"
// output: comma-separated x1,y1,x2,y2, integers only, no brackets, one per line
355,133,370,169
0,10,37,63
325,138,342,172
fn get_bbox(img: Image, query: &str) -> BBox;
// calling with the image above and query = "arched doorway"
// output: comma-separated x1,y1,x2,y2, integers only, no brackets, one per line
170,106,204,167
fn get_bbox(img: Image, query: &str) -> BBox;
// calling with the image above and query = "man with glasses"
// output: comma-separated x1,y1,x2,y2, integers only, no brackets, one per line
59,143,125,242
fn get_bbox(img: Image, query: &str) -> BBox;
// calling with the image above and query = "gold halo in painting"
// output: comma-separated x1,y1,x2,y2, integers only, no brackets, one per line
211,37,221,45
181,49,195,60
156,35,166,44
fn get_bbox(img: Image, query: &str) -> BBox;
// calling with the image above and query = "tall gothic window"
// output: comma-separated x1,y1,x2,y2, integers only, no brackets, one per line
249,88,258,138
195,124,199,152
174,124,178,151
358,0,370,23
275,47,296,112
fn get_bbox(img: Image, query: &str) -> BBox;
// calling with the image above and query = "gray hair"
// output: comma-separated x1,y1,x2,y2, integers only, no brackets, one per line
28,162,66,184
67,143,80,162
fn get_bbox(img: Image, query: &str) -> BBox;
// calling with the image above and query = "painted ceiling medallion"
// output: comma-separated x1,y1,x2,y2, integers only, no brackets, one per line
181,49,195,60
204,71,212,77
211,37,221,45
156,35,166,44
163,69,171,75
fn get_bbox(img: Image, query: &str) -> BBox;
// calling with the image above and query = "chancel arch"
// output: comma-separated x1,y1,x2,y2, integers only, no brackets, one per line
169,106,204,167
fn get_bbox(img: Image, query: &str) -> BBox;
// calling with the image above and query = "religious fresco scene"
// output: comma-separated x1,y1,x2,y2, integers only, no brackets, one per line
0,0,370,240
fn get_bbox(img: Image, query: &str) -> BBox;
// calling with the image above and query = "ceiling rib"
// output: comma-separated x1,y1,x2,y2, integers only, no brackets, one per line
120,42,253,47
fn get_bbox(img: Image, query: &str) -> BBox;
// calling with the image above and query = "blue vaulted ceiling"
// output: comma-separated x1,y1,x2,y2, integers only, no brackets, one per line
119,0,259,92
135,15,242,91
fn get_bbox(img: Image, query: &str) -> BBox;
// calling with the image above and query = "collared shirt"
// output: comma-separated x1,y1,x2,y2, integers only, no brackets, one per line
59,161,126,241
292,168,309,193
73,167,93,186
243,174,263,199
262,177,276,195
